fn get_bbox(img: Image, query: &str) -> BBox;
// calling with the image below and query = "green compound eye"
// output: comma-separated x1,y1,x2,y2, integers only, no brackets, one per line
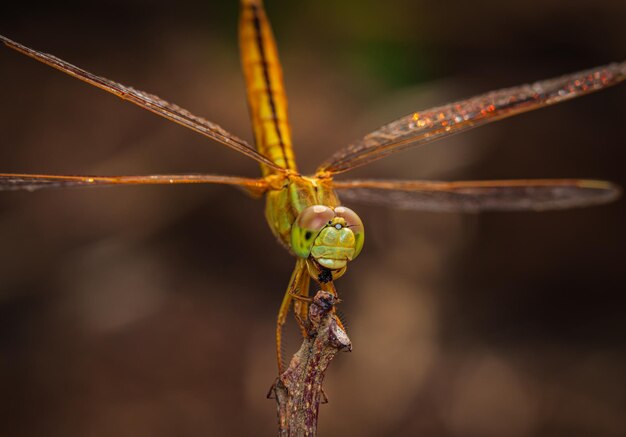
291,205,335,258
334,206,365,259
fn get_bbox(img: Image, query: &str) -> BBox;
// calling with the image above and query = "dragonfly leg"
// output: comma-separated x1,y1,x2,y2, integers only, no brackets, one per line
275,259,345,373
293,273,311,338
276,259,306,373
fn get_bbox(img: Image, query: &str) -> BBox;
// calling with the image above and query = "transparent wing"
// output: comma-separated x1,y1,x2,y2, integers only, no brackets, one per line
333,179,621,212
319,62,626,174
0,35,283,171
0,173,268,196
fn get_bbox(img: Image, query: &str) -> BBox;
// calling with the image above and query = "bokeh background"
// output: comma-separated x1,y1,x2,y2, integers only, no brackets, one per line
1,1,625,436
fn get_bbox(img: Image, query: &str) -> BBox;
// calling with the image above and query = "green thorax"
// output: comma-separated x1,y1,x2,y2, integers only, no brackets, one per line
264,174,340,252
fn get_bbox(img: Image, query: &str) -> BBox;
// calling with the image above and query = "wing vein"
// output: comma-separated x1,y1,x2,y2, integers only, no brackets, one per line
0,34,284,171
319,62,626,174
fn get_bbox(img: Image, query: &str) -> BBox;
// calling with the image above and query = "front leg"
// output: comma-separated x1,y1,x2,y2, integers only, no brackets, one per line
275,258,307,373
292,269,311,337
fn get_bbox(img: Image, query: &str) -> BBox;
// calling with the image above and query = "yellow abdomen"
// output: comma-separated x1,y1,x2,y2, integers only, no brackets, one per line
239,0,297,175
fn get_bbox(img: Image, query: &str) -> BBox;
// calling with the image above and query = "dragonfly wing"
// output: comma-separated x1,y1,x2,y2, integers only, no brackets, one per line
0,173,268,196
0,35,282,171
333,179,621,212
318,62,626,174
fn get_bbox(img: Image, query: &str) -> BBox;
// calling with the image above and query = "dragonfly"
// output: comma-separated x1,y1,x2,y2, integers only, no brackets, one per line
1,0,624,374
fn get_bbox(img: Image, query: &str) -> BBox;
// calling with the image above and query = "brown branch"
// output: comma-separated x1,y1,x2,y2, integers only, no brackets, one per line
270,290,352,436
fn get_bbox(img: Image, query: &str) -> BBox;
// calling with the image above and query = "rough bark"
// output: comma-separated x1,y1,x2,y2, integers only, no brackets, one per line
270,290,351,436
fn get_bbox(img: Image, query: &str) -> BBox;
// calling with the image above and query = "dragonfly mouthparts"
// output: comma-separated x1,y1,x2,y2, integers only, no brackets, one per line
317,267,333,283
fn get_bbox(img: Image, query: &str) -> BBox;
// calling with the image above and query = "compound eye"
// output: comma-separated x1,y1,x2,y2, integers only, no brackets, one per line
334,206,365,258
291,205,335,258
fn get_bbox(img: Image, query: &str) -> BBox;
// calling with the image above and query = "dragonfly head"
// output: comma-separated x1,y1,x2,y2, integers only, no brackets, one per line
291,205,364,279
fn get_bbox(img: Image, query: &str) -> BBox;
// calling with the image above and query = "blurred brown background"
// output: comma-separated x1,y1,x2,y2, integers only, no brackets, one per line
1,1,625,436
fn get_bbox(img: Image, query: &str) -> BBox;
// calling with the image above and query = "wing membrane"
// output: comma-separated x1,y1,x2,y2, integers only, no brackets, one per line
334,179,621,212
0,35,283,171
319,62,626,174
0,173,268,196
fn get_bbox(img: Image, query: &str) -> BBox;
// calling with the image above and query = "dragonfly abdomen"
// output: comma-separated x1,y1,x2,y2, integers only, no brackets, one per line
240,0,297,175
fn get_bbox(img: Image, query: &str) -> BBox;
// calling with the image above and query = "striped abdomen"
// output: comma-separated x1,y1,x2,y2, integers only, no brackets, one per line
239,0,297,175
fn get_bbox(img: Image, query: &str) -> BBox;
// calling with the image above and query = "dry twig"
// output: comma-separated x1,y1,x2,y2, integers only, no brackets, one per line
270,290,352,436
